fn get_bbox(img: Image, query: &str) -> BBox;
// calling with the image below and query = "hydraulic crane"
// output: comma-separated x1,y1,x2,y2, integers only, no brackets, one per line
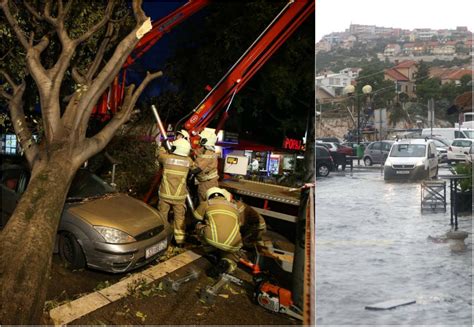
179,0,314,145
92,0,210,120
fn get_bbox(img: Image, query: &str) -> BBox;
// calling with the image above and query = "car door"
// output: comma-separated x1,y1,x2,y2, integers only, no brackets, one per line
370,142,382,163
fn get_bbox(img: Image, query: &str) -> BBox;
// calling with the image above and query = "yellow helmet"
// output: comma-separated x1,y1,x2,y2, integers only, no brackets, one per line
206,187,227,200
176,129,190,140
199,128,218,147
172,138,191,157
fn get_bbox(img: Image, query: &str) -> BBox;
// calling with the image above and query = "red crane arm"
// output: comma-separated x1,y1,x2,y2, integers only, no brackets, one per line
183,0,314,136
92,0,209,120
124,0,210,68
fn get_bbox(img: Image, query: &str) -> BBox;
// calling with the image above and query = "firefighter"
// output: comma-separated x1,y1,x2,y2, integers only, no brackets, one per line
192,187,243,276
221,189,266,248
193,128,219,203
157,138,194,246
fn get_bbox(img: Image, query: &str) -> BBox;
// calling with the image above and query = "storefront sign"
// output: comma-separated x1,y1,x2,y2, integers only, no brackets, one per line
282,137,303,150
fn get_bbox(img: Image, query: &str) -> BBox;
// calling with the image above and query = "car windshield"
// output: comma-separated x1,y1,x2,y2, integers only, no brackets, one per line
452,140,472,147
67,170,116,200
462,131,474,139
390,144,426,157
432,140,447,147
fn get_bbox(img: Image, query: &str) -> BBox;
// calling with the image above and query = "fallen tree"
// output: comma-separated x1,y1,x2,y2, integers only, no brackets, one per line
0,0,162,323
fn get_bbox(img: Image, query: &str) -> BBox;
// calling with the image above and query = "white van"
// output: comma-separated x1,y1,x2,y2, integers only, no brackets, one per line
421,128,474,143
384,139,438,181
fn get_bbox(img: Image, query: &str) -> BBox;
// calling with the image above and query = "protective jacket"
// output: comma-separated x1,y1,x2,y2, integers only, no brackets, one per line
158,152,193,203
194,198,242,252
194,148,219,182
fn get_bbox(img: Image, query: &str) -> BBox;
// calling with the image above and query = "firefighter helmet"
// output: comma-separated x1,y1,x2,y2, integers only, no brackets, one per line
206,187,227,200
176,129,190,140
199,128,218,147
172,138,191,157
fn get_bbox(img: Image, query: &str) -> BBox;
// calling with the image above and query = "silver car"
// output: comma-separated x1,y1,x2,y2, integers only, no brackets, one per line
363,141,395,166
0,165,171,273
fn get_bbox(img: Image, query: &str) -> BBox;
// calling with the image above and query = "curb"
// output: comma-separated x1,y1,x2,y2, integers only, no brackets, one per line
49,250,202,326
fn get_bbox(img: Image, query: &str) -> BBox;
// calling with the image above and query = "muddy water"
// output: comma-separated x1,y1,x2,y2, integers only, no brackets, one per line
316,168,472,325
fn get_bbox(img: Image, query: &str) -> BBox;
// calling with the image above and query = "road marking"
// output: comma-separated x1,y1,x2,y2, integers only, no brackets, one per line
49,250,202,326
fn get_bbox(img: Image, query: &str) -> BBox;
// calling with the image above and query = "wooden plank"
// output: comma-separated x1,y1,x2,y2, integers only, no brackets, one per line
365,299,416,310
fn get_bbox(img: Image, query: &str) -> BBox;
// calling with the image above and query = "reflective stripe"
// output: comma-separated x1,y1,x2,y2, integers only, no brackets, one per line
197,169,218,182
198,154,216,159
223,222,240,247
208,215,219,242
208,209,239,221
205,237,241,252
165,158,191,167
163,169,188,176
194,211,203,220
159,193,187,201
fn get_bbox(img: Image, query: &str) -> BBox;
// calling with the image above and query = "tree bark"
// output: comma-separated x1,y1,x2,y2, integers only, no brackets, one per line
0,152,78,324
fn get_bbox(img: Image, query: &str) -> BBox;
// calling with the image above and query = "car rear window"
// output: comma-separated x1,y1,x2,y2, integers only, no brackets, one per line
452,140,472,147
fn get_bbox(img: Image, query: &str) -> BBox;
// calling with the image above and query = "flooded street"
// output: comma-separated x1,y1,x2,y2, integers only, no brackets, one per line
316,166,472,326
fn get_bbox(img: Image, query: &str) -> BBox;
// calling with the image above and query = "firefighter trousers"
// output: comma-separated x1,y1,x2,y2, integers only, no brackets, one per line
158,199,187,244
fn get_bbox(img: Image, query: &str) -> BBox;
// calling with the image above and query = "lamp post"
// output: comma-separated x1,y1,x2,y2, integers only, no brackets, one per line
343,85,356,142
362,85,373,140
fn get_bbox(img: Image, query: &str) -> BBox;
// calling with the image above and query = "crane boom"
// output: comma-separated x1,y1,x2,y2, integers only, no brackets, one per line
183,0,314,138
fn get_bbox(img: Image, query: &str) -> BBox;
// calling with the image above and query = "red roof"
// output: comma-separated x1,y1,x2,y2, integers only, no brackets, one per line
394,60,417,69
385,68,409,81
444,69,473,81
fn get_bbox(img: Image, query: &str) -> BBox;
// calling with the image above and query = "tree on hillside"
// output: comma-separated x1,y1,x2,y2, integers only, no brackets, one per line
0,1,162,323
415,60,430,83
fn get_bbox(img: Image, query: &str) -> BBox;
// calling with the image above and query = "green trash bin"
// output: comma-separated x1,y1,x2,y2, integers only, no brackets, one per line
356,144,365,159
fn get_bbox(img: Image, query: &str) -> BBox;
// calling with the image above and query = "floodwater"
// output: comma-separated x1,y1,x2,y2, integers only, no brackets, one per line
316,166,472,326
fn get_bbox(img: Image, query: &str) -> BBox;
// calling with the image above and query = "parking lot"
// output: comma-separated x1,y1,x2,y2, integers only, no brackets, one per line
316,165,472,325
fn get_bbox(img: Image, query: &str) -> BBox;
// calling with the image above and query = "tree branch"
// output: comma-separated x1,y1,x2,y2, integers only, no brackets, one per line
0,0,30,49
85,23,114,81
23,1,43,21
132,0,146,23
73,0,116,45
71,67,86,85
71,7,152,136
76,70,162,164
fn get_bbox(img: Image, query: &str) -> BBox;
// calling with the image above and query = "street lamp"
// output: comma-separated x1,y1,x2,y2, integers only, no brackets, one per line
362,85,373,140
344,85,356,142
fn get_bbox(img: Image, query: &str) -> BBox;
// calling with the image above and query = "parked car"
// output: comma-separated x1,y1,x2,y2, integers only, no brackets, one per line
447,139,473,163
465,143,474,162
363,141,394,166
410,137,449,163
383,139,438,181
316,145,333,177
0,165,171,273
316,137,341,144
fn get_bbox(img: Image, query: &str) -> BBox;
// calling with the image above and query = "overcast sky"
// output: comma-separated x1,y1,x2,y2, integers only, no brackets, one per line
316,0,474,42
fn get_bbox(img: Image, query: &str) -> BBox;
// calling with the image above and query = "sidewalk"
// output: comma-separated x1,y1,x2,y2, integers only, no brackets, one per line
48,250,298,325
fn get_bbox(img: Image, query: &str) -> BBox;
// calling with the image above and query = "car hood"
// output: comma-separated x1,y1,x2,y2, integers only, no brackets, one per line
67,194,165,237
386,157,423,165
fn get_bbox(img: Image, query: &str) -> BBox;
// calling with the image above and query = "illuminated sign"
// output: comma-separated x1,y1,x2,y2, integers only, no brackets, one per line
282,137,303,150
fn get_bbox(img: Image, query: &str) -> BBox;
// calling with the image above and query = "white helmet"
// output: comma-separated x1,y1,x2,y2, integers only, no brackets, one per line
206,187,227,200
199,128,218,147
172,138,191,157
176,129,190,140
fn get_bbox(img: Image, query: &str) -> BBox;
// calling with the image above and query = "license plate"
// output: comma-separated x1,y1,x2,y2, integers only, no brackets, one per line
396,170,410,174
145,239,167,259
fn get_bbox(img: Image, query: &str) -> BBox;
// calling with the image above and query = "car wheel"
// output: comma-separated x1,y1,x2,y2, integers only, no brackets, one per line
318,164,330,177
364,157,372,166
59,232,86,269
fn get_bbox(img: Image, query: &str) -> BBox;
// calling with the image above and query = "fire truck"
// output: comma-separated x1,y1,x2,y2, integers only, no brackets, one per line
96,0,314,226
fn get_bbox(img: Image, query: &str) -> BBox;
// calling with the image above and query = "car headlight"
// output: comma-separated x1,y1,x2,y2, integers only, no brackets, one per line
94,226,136,244
384,158,392,166
415,160,425,166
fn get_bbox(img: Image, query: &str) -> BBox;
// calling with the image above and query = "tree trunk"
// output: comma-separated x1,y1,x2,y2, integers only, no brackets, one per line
0,154,78,324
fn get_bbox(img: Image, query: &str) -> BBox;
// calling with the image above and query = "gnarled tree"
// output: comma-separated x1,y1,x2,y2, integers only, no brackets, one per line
0,0,162,323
